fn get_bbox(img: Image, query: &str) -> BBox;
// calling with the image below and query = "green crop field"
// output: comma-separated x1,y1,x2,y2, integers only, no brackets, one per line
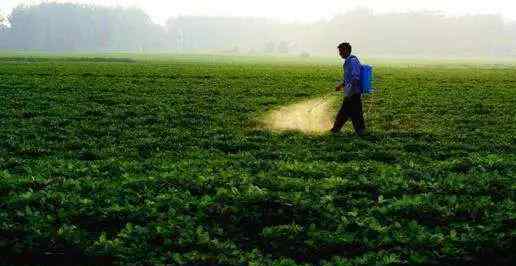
0,54,515,266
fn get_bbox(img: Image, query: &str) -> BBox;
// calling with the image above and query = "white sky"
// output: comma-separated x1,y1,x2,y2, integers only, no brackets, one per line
1,0,515,25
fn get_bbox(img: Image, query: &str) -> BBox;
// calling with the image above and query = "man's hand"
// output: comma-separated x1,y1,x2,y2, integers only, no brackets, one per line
344,83,353,97
335,83,344,91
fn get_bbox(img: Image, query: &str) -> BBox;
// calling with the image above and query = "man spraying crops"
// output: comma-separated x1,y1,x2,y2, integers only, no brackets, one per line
331,42,366,136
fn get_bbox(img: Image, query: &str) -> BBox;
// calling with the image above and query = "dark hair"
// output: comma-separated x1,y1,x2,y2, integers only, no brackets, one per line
338,42,352,52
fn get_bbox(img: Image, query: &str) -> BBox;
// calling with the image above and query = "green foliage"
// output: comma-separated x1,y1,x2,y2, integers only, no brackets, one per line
0,55,514,265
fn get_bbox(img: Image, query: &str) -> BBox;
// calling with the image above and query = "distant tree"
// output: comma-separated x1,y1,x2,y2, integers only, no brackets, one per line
300,51,310,58
230,45,239,53
508,22,516,56
0,13,7,49
277,41,289,54
0,13,6,31
1,3,516,56
264,41,275,53
6,3,165,52
166,16,278,51
319,9,509,57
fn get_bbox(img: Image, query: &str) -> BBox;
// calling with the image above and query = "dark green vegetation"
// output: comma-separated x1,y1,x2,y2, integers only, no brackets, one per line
0,55,515,266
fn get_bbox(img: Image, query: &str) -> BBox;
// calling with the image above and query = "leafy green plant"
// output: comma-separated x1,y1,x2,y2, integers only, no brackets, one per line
0,54,514,265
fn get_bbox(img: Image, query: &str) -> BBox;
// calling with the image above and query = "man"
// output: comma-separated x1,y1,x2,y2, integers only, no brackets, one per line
331,42,366,136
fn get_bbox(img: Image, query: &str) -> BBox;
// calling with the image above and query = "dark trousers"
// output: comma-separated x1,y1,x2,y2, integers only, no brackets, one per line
331,94,366,135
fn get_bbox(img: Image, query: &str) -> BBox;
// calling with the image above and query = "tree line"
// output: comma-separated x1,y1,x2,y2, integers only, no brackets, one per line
1,3,515,57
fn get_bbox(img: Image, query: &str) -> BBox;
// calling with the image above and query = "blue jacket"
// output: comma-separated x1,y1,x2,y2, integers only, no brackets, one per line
343,54,362,96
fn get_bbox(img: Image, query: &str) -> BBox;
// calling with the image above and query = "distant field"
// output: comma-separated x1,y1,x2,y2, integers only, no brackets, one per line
0,54,514,265
2,52,516,67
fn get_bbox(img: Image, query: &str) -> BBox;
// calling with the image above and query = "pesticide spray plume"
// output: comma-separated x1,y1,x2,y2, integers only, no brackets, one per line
260,94,337,135
307,94,334,113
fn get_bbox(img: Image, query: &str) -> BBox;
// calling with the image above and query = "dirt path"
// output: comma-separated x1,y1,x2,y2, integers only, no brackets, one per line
260,95,337,135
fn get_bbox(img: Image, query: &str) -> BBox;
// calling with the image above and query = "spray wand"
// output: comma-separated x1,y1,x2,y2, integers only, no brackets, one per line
307,93,335,113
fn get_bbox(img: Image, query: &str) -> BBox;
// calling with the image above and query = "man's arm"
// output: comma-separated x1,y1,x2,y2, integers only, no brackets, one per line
336,62,347,91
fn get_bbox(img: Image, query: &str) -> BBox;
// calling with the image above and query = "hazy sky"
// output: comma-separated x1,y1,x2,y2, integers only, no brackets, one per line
1,0,515,24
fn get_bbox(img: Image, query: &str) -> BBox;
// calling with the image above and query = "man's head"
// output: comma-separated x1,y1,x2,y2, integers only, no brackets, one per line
338,42,352,59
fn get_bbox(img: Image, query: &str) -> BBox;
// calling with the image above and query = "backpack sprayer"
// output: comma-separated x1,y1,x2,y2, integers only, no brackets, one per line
307,64,374,113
